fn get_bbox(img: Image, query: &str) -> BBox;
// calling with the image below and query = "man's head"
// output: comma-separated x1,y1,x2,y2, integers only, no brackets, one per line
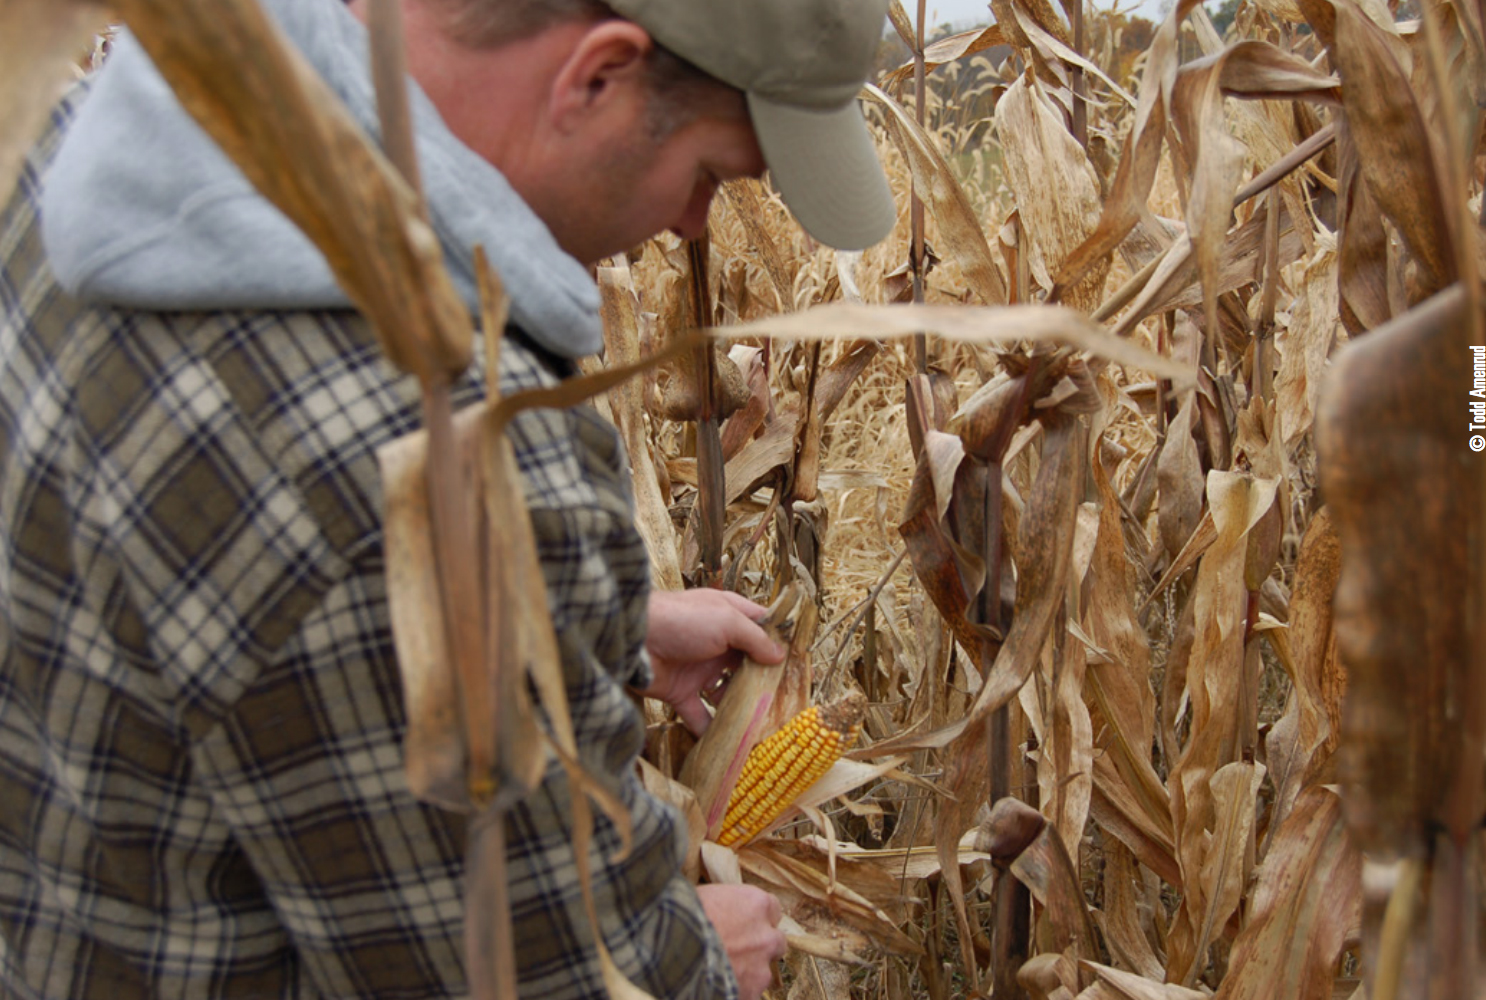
391,0,895,262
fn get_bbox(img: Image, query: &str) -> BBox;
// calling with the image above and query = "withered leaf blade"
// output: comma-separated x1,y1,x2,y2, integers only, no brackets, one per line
1053,0,1206,293
1262,507,1343,837
717,302,1193,382
882,24,1009,93
1214,786,1361,1000
1298,0,1457,296
996,70,1111,313
1317,285,1478,854
864,84,1011,306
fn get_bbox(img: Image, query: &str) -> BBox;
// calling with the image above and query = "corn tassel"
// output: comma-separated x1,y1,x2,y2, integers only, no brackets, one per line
716,692,866,847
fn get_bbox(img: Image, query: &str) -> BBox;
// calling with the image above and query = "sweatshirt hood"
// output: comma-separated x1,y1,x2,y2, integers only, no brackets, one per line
41,0,604,360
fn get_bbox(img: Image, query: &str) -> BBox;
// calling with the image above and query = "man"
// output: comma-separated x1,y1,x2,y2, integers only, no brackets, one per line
0,0,895,997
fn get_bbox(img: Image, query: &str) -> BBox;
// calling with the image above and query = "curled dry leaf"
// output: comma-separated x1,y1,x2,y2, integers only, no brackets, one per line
1262,508,1343,839
1298,0,1457,296
1317,285,1481,854
863,84,1010,306
996,70,1111,313
1214,786,1361,1000
882,24,1009,93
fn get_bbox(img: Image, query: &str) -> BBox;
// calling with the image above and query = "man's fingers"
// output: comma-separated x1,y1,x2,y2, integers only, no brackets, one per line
764,891,783,926
675,696,712,738
726,613,786,665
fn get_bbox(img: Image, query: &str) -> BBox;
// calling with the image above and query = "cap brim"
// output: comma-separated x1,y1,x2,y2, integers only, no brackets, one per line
747,92,897,252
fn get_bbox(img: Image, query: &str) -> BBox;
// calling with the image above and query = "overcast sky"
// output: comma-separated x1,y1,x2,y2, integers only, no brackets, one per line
918,0,1172,30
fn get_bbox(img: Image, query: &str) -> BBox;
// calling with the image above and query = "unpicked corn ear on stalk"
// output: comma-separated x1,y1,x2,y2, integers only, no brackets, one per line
717,692,866,847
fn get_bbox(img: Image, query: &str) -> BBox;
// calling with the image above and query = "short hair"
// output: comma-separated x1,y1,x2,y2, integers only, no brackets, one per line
425,0,741,137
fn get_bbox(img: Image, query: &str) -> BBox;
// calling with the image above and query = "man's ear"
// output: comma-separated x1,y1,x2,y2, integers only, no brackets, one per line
548,20,652,133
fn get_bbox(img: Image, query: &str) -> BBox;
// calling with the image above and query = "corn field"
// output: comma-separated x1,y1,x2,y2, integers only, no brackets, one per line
4,0,1486,997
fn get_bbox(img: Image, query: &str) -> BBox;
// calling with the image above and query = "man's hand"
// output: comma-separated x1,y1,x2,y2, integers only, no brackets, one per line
640,589,786,736
695,884,788,1000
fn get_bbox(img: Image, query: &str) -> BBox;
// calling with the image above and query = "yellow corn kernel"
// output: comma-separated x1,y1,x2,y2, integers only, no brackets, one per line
716,693,866,847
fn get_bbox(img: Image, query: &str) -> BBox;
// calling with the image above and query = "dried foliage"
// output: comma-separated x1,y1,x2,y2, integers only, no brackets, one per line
7,0,1486,996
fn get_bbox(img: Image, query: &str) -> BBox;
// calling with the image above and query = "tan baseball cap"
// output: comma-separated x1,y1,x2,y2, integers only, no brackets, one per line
606,0,898,251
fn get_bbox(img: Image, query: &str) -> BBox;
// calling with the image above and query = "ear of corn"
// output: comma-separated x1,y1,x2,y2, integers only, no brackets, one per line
716,692,866,847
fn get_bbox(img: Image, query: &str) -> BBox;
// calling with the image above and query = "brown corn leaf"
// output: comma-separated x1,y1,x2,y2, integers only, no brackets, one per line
0,1,104,209
1172,760,1264,986
1171,52,1258,339
1089,756,1181,886
1164,472,1279,983
995,70,1111,313
1274,235,1345,452
898,429,992,687
1298,0,1457,296
1334,122,1393,335
864,84,1010,306
1099,841,1166,980
720,179,795,312
732,840,924,957
1080,962,1208,1000
1053,0,1205,293
1113,200,1306,336
718,302,1194,382
935,708,994,986
1156,396,1204,564
1262,507,1343,838
882,24,1009,93
1085,444,1169,842
1009,818,1102,962
960,416,1084,728
1214,786,1361,1000
1042,631,1093,865
1317,284,1481,854
599,265,685,591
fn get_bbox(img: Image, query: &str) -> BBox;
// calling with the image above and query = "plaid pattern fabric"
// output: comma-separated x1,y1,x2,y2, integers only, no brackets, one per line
0,87,736,1000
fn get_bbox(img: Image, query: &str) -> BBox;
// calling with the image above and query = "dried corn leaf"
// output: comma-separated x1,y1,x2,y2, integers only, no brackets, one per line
719,302,1194,382
864,84,1010,306
1298,0,1457,295
1214,786,1360,1000
1054,0,1205,293
0,1,103,209
1171,760,1264,986
1274,234,1345,452
735,841,924,956
1157,396,1204,563
1081,962,1208,1000
599,265,684,591
1099,841,1166,980
1335,123,1393,335
1085,445,1169,840
883,24,1009,92
1009,819,1102,961
1043,633,1093,864
1317,284,1480,854
1263,510,1343,838
1164,472,1278,982
996,70,1110,313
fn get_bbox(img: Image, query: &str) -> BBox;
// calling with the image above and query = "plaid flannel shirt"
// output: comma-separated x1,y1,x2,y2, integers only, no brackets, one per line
0,87,736,1000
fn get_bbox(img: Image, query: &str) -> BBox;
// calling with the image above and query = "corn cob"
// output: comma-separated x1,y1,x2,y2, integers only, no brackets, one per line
716,692,866,847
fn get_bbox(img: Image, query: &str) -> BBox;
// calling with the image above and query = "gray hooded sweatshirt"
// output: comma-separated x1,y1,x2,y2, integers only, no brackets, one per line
41,0,605,361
